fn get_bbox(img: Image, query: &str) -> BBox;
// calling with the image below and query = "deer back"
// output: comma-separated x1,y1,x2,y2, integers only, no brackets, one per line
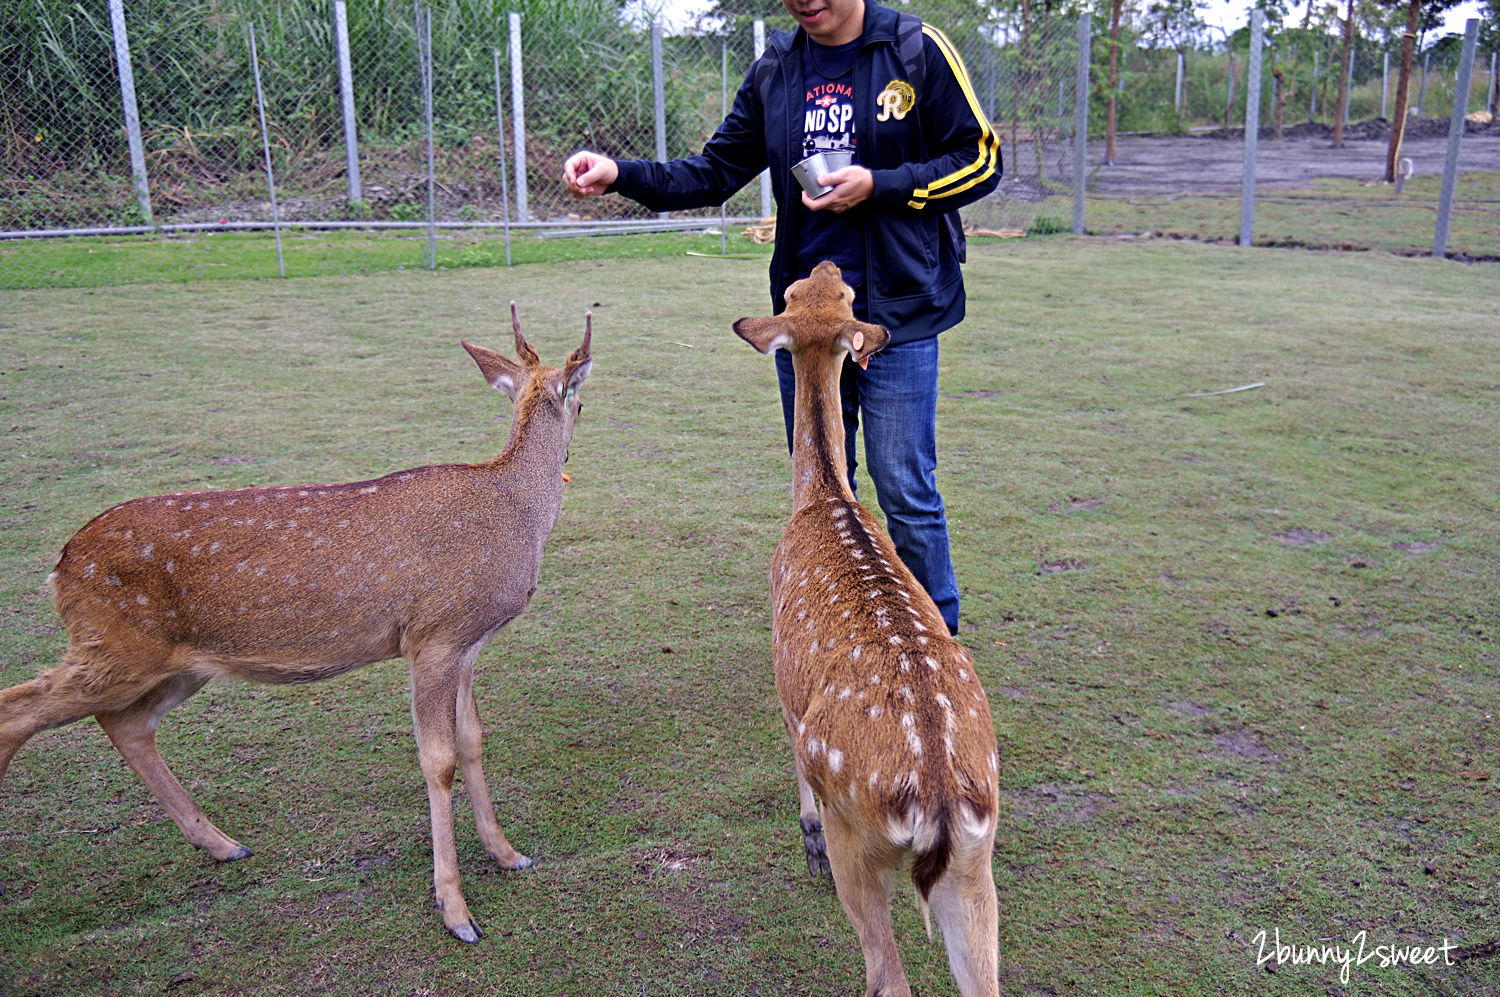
47,318,592,683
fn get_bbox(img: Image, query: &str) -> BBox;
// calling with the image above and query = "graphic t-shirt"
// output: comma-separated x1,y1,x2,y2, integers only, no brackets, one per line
795,37,865,307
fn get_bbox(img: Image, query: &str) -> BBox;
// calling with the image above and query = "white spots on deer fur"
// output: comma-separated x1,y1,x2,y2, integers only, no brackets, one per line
135,593,149,606
841,609,852,620
899,685,914,704
989,752,1000,774
868,704,883,719
869,673,881,686
797,720,807,736
925,655,940,672
84,563,96,579
805,736,824,759
912,619,927,631
868,769,882,789
809,639,820,654
935,692,953,710
888,635,904,646
969,707,980,719
105,574,121,587
902,716,924,757
828,747,844,774
850,549,865,560
916,636,930,647
958,668,970,682
828,593,840,606
849,645,863,662
360,485,379,495
838,686,852,701
898,654,911,673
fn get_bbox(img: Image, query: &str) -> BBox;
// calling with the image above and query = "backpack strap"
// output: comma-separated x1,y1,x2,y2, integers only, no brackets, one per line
895,11,926,93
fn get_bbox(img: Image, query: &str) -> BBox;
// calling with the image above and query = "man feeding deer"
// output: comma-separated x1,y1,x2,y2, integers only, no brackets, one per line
563,0,1000,637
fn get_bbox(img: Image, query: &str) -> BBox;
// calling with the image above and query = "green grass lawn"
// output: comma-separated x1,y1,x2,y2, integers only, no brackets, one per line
0,240,1496,995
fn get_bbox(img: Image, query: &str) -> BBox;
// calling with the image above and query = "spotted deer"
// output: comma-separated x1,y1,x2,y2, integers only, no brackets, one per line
734,262,1000,997
0,308,592,943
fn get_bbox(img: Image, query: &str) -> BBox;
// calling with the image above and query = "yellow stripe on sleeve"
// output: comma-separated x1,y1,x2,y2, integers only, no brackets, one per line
906,24,1000,210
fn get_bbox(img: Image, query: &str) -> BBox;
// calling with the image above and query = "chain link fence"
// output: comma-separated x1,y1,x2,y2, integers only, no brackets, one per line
2,1,1495,289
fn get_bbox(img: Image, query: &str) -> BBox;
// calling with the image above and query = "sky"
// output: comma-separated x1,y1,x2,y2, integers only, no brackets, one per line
640,0,1487,38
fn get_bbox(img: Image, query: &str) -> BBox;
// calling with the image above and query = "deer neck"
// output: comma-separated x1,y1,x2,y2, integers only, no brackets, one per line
789,350,855,509
485,389,572,486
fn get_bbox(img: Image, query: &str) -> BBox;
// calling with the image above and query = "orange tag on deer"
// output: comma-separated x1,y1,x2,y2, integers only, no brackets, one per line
852,331,865,350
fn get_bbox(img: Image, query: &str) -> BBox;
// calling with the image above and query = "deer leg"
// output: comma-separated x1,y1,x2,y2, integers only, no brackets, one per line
928,839,1001,997
95,672,252,862
454,658,530,871
1,650,167,791
409,648,482,943
794,766,830,877
781,708,830,877
821,807,910,997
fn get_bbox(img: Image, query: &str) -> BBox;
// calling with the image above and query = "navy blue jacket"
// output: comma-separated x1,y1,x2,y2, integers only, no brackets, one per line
610,2,1001,343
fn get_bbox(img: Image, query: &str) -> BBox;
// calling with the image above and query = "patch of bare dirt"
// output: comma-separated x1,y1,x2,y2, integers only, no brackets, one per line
1000,117,1499,200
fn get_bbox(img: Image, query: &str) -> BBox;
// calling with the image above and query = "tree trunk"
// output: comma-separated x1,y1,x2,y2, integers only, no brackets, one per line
1106,0,1122,164
1332,0,1356,146
1384,0,1420,182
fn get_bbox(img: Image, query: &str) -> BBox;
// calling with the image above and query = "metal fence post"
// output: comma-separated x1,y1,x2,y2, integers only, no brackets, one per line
652,21,667,162
1175,49,1185,114
108,0,152,225
509,12,529,223
1482,49,1494,115
1240,10,1264,248
755,19,772,220
1071,12,1090,236
248,22,285,277
417,1,436,269
332,0,362,207
1416,52,1429,117
493,49,512,266
1433,19,1479,259
651,20,667,220
1382,51,1389,119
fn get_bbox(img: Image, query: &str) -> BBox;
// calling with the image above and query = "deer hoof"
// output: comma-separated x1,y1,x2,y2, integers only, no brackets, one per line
800,817,830,877
493,852,533,871
224,845,253,862
448,919,485,944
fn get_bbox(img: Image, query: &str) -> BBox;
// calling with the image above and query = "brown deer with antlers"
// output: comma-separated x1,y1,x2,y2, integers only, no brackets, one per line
0,307,592,943
735,262,1001,997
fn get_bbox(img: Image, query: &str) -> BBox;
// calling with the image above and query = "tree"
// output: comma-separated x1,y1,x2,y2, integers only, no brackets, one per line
1105,0,1125,163
1376,0,1462,182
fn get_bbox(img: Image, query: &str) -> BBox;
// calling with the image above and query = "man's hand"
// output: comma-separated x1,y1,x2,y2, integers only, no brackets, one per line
802,165,874,213
563,151,619,197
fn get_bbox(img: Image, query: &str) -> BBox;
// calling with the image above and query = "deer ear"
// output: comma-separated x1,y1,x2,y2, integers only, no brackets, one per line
839,321,889,357
462,340,527,400
562,357,592,397
734,316,793,354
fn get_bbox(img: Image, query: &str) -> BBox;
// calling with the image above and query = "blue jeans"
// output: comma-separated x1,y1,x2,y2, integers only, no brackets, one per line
775,336,960,632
